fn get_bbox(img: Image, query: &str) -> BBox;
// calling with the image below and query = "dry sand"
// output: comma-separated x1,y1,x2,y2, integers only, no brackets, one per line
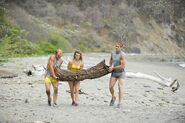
0,53,185,123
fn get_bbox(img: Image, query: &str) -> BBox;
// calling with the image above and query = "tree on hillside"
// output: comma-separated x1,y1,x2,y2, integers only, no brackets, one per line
0,0,8,39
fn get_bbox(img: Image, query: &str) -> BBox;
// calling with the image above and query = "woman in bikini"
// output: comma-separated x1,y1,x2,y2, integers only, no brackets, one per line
67,50,84,106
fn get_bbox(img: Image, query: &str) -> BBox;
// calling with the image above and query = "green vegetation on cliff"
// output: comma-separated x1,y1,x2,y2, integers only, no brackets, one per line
1,0,185,57
0,1,74,57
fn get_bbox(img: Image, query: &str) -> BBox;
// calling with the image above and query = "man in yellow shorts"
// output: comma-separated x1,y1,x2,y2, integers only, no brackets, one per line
45,49,63,107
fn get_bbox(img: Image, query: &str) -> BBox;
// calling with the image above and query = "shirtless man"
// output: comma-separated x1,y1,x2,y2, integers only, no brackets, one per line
45,49,63,107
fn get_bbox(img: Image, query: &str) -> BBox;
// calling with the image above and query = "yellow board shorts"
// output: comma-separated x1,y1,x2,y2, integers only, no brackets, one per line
45,77,57,83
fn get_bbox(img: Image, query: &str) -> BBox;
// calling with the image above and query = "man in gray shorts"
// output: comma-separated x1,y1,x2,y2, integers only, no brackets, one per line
108,42,126,108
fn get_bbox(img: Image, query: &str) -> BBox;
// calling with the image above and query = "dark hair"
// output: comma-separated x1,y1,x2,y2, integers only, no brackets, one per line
73,50,82,61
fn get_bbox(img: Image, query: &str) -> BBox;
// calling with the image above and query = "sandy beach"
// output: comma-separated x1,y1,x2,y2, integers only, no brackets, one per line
0,53,185,123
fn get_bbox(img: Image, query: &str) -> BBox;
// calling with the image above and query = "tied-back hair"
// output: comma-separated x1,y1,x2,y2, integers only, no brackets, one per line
73,50,83,61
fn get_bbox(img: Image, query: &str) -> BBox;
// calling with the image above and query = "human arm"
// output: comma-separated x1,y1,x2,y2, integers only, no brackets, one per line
109,54,113,67
59,58,63,68
48,56,58,79
67,61,72,71
80,62,84,70
108,54,125,72
108,54,113,72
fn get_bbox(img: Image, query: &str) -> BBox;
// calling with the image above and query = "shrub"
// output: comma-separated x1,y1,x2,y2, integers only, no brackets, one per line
0,4,55,57
0,23,41,57
38,41,56,54
47,33,73,52
103,19,109,25
77,44,90,52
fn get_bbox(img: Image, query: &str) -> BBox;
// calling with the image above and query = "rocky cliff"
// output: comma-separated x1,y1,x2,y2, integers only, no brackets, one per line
5,0,185,55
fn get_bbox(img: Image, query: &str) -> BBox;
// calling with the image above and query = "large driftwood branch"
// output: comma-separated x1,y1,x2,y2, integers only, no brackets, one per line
26,60,179,92
54,60,179,92
55,60,110,81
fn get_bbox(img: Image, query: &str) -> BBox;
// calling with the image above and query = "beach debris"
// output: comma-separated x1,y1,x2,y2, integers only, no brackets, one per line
23,70,32,76
23,65,46,76
25,99,29,103
32,121,46,123
32,65,46,75
143,85,151,88
158,103,164,106
97,88,101,91
66,89,87,95
145,90,150,93
157,87,163,90
28,82,32,85
0,74,18,79
143,94,148,97
122,109,131,113
179,63,185,68
149,99,154,102
126,72,180,92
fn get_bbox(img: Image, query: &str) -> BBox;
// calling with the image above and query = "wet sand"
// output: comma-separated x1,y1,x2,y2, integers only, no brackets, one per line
0,53,185,123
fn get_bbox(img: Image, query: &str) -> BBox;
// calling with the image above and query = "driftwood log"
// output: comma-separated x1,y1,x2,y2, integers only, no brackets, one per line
55,59,179,92
0,74,18,79
55,60,110,81
126,72,180,92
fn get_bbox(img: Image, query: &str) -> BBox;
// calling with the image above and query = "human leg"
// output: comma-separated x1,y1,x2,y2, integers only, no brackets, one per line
52,81,58,104
118,78,124,104
74,81,80,104
45,82,51,106
109,77,117,98
68,82,75,103
109,77,117,106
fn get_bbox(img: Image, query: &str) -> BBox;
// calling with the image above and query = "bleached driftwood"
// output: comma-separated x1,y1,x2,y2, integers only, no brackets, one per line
23,65,46,76
126,72,179,92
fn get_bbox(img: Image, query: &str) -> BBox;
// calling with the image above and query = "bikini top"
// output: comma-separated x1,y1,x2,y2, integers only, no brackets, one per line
70,60,82,72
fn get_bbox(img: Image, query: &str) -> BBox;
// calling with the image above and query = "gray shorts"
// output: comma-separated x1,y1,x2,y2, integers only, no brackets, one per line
111,72,125,79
